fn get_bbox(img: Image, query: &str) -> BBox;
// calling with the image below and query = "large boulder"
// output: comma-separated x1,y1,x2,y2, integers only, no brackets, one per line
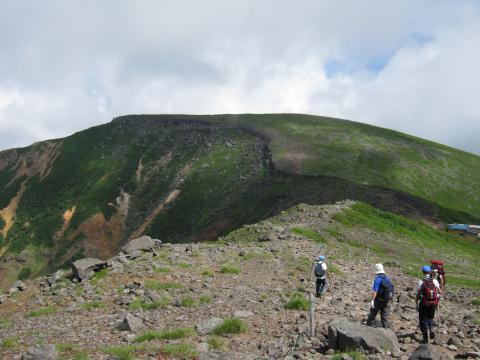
409,344,452,360
121,236,159,254
72,258,107,280
328,320,399,354
22,344,58,360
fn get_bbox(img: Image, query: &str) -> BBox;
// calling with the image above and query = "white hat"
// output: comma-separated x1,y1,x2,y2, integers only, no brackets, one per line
374,263,385,274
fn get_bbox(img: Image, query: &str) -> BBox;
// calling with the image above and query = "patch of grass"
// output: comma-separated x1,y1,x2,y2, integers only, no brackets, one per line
56,343,79,352
144,280,182,291
333,351,365,360
212,317,247,335
284,293,309,311
449,276,480,289
201,269,214,277
103,345,136,360
291,227,328,244
219,264,241,274
129,296,172,311
162,343,197,359
207,336,226,350
1,337,18,348
0,317,13,329
27,305,57,318
90,268,109,285
328,263,343,275
134,327,195,343
81,301,106,310
199,295,213,304
153,267,171,274
181,296,195,307
176,262,192,269
72,352,89,360
472,298,480,306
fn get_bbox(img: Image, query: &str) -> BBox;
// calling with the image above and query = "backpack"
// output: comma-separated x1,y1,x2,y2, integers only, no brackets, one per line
377,275,395,302
431,260,446,285
421,278,439,307
315,262,325,277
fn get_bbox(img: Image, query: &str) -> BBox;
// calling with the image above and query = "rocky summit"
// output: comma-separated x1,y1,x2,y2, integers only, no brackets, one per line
1,202,479,359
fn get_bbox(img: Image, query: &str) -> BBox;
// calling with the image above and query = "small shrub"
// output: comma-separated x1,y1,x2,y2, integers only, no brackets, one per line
134,327,195,343
81,301,106,310
219,264,240,274
18,266,32,280
207,336,226,350
27,306,57,318
212,318,247,335
284,294,309,311
162,343,197,359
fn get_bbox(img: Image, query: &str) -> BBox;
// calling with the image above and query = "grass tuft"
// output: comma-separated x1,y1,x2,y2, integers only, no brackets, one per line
219,264,240,274
134,327,195,343
212,317,247,335
27,306,57,318
284,293,309,311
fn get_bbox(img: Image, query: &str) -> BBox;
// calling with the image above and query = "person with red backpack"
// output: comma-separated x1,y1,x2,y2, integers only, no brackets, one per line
416,265,441,343
430,260,445,294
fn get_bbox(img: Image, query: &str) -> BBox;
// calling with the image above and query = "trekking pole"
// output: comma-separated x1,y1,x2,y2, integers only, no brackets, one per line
309,292,315,337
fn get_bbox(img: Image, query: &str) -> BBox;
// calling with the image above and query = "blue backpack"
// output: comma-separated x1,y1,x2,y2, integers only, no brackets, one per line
377,275,394,302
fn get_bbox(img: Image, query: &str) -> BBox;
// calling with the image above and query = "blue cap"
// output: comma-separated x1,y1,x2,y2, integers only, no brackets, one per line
318,255,325,261
422,265,431,273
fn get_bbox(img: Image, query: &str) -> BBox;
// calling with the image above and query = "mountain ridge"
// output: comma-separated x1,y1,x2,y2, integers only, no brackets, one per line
0,114,479,285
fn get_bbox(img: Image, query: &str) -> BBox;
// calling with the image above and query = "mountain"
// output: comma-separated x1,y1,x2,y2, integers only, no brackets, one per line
0,114,479,285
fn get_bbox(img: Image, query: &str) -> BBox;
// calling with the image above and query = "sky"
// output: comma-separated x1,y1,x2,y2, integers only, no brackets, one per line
1,1,480,154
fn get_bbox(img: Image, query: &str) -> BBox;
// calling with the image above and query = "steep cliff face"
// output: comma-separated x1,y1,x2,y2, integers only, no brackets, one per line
0,114,479,286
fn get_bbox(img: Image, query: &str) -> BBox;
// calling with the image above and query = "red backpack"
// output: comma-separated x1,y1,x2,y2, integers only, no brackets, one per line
431,259,446,285
421,278,439,307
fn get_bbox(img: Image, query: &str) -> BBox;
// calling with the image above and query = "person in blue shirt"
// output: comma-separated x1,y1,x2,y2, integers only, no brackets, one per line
366,263,393,329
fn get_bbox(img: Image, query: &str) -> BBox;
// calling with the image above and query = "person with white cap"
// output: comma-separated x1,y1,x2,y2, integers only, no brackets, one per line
312,255,328,297
366,263,394,329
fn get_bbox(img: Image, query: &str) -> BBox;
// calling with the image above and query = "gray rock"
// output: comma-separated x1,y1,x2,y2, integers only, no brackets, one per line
196,317,223,335
21,344,58,360
121,236,156,254
47,270,65,286
196,342,209,353
233,310,254,318
328,320,399,354
116,313,144,333
409,344,451,360
72,258,106,280
15,280,26,291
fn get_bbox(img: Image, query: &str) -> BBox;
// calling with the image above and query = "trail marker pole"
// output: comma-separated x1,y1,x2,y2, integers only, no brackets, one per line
309,293,315,337
365,248,370,263
348,247,352,260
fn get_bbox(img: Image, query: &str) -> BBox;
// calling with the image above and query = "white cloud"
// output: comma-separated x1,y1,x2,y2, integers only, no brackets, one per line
0,0,479,155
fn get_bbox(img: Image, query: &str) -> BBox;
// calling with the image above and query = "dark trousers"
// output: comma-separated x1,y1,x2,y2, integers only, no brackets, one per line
367,299,390,328
419,304,436,335
316,278,327,295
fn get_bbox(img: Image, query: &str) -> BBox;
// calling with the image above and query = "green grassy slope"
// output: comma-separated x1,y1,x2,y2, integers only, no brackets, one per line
0,114,479,285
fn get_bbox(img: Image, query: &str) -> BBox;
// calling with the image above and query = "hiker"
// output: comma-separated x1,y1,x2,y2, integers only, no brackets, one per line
430,267,444,296
366,263,394,329
416,265,441,343
312,255,328,297
430,260,445,294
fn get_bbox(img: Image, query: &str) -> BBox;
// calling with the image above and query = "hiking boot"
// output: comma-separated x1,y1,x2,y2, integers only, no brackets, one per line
421,333,428,344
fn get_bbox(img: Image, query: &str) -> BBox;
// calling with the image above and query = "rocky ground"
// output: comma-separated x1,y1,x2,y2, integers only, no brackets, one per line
0,202,479,359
